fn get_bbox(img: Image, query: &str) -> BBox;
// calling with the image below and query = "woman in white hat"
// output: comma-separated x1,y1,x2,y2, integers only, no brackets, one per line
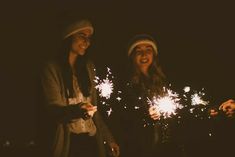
121,34,182,157
40,19,119,157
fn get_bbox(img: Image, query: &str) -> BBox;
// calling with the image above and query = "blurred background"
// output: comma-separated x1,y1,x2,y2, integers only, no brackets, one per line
0,0,234,156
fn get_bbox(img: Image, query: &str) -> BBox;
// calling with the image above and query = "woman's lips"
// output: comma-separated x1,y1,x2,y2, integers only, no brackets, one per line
140,58,149,64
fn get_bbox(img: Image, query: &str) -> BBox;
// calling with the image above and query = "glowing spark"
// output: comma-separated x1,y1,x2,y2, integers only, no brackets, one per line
148,87,182,118
134,106,140,110
191,92,209,106
183,86,191,93
116,97,121,101
107,108,112,117
190,108,194,113
94,68,114,99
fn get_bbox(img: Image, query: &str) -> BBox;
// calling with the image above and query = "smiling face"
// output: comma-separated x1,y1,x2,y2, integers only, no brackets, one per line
133,43,154,74
70,28,92,56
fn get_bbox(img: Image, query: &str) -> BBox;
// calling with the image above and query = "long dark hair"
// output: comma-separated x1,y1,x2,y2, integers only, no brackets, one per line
57,36,91,98
128,48,166,96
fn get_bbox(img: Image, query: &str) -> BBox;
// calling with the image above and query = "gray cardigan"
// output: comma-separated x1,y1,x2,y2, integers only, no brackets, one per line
41,59,115,157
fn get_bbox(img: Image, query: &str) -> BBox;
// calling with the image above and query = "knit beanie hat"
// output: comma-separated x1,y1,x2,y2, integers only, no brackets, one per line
63,19,94,39
127,34,158,56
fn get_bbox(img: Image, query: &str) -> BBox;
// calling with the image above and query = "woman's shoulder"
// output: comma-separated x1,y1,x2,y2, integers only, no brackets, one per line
43,59,61,68
41,59,63,75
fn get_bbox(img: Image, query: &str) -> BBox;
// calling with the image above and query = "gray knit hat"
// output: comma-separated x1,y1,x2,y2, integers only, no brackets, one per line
63,19,94,39
127,34,158,56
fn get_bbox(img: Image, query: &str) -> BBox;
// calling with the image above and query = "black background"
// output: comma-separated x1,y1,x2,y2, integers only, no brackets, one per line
0,0,235,156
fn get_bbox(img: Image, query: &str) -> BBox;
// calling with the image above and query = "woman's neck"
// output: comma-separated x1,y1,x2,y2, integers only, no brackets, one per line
139,67,149,77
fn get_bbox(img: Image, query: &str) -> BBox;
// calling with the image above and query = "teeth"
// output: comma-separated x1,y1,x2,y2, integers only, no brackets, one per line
140,59,148,63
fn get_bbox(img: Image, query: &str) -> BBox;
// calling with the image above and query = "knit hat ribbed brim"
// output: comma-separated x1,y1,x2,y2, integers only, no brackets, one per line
63,20,94,39
127,34,158,56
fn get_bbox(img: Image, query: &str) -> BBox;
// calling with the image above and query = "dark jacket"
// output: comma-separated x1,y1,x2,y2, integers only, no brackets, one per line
121,81,163,157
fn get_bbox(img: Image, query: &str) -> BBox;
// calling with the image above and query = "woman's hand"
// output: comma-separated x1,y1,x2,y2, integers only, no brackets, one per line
219,99,235,117
209,108,219,116
81,103,97,119
149,106,160,120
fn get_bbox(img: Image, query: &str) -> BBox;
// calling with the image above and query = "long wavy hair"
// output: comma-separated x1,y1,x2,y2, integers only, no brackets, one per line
57,36,91,98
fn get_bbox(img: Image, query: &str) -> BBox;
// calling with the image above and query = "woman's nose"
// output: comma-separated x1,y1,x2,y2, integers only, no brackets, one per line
141,52,147,57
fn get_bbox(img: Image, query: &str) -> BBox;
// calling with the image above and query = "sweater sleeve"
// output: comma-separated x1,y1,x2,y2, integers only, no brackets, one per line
40,62,85,123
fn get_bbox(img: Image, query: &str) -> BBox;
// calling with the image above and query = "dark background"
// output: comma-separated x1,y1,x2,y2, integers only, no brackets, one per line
0,0,234,156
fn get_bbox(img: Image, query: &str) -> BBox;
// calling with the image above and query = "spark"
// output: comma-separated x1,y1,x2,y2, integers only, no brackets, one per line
107,108,113,117
183,86,191,93
94,67,114,99
148,87,182,118
116,97,121,101
134,106,140,110
191,92,209,106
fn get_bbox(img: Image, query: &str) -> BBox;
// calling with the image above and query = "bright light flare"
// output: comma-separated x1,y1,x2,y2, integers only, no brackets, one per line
191,92,209,106
183,86,191,93
94,68,114,99
148,87,182,118
107,108,112,117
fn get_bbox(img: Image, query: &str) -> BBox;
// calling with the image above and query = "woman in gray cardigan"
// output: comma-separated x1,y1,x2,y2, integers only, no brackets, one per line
40,19,119,157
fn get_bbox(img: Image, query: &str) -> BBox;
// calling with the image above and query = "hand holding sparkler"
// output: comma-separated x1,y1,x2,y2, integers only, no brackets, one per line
209,108,219,116
148,105,160,120
210,99,235,118
219,99,235,117
80,103,97,119
147,87,182,119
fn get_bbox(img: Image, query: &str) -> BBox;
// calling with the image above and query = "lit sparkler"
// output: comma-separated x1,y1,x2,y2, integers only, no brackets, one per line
182,86,210,118
94,67,114,99
147,87,183,119
191,91,209,106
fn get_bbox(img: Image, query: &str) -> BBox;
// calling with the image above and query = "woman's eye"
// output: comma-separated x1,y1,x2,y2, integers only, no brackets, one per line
136,51,142,55
146,48,152,52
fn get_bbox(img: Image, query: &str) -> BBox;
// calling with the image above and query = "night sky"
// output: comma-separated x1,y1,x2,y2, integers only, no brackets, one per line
0,0,235,156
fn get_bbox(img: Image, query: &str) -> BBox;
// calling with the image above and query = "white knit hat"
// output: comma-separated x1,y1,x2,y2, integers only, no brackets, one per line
127,34,158,56
63,20,94,39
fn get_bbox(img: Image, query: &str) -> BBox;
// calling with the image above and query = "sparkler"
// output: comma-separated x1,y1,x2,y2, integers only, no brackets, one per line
191,91,209,106
182,86,209,106
94,67,122,117
146,86,210,119
147,87,183,119
94,67,114,99
182,87,210,119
